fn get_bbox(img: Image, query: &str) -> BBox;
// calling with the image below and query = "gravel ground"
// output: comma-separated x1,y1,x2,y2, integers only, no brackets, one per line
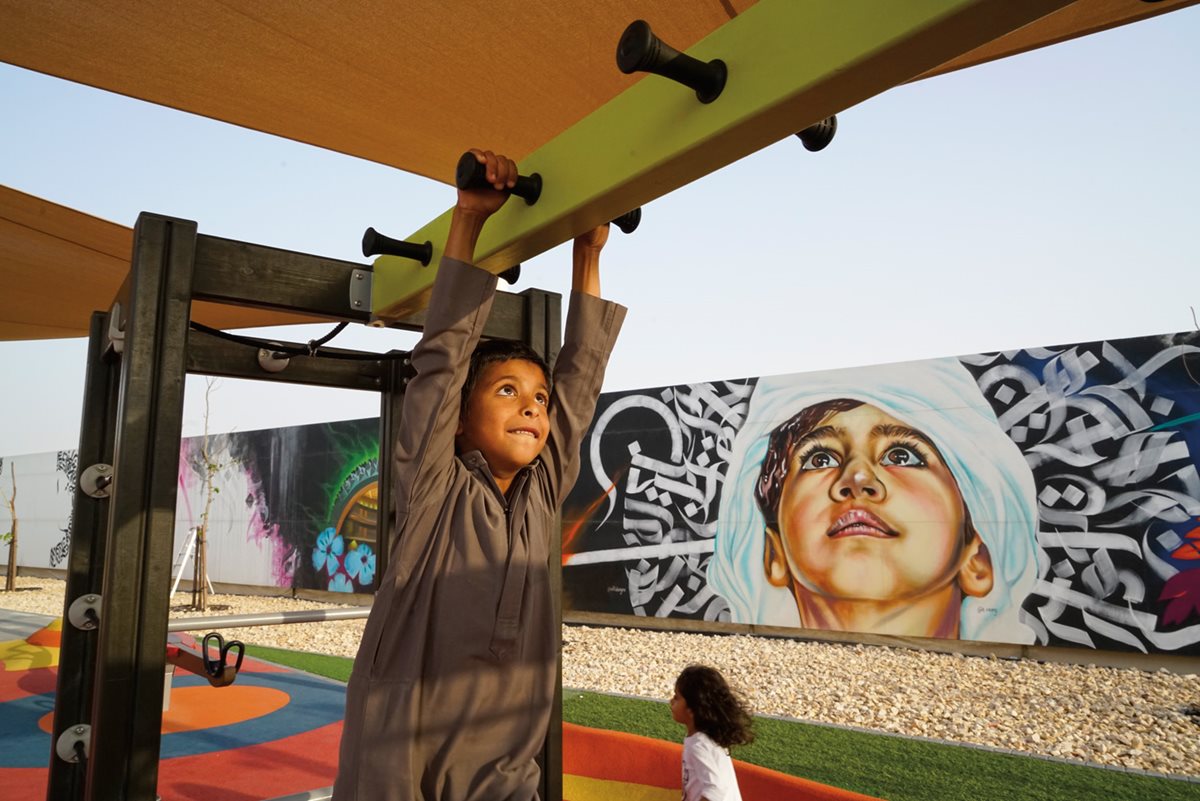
5,576,1199,779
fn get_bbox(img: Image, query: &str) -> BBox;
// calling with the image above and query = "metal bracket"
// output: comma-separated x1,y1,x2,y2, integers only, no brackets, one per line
79,463,113,498
349,269,372,312
67,594,101,631
106,302,125,354
257,346,291,373
55,724,91,763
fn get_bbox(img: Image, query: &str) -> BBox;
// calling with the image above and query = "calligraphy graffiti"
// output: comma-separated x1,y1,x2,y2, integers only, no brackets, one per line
48,449,76,568
960,333,1200,653
562,380,755,622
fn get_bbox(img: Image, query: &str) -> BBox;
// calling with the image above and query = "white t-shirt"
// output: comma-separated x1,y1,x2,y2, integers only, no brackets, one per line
681,731,743,801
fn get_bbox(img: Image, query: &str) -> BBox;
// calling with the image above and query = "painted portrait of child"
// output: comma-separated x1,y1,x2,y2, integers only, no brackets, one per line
708,358,1040,643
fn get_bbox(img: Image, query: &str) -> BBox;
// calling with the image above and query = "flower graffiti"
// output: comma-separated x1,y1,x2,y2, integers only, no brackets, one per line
344,542,376,587
312,527,344,577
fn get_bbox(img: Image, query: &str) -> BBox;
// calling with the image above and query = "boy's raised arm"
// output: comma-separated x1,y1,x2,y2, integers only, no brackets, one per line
391,151,516,514
540,224,626,503
571,223,608,298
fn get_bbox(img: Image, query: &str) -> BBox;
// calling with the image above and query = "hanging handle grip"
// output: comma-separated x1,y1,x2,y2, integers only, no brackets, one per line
455,152,543,205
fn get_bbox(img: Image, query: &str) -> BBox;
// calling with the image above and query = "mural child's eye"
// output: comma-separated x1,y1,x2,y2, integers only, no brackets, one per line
880,443,926,467
498,384,516,396
799,448,841,471
536,393,549,406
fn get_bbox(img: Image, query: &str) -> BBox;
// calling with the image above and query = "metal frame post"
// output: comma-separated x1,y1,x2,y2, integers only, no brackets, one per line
521,287,564,801
47,312,122,799
374,354,413,591
85,214,196,799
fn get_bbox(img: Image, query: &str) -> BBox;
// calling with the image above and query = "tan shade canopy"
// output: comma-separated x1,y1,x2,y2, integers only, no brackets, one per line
1,0,1195,341
0,186,324,341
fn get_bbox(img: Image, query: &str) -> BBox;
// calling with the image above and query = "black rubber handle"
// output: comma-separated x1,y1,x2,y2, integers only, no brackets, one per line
795,115,838,152
616,20,726,104
611,208,641,234
362,227,433,265
222,639,245,673
455,152,543,205
202,632,225,679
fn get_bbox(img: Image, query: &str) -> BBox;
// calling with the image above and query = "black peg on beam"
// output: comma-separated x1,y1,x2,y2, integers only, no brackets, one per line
362,227,433,266
364,224,518,284
611,208,641,234
616,20,727,104
455,152,543,205
503,206,639,288
795,115,837,152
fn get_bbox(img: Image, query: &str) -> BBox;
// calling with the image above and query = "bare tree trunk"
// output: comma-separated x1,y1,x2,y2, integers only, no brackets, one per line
191,377,218,611
190,527,201,609
4,465,16,592
196,526,208,610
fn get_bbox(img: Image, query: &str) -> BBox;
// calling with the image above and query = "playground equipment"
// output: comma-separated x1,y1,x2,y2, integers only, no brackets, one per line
362,200,642,289
164,632,244,692
45,216,563,800
0,2,1196,799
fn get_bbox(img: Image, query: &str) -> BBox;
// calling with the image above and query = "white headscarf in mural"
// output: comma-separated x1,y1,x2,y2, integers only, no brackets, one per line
708,357,1039,643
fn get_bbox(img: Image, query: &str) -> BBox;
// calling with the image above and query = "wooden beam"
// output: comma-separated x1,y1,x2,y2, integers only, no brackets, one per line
371,0,1075,319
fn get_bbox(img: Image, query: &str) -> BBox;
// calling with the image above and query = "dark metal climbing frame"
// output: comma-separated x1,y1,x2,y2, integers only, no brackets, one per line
49,212,564,801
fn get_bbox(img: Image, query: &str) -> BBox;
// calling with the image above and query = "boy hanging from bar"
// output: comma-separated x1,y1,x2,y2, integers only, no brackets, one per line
333,149,626,801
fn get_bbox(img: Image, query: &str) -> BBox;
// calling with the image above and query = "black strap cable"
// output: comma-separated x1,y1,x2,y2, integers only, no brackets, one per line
307,321,348,355
189,321,410,362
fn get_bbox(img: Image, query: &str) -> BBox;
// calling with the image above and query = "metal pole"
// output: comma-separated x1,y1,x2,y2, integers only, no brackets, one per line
167,607,371,632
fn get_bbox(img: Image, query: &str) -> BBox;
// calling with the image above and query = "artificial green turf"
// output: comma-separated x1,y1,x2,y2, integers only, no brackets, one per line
246,643,355,683
562,691,1200,801
244,645,1198,801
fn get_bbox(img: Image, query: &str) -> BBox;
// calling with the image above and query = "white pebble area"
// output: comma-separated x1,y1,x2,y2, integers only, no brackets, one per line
5,576,1200,779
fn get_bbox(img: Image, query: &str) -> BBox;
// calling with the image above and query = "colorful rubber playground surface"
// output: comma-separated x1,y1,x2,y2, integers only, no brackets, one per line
0,607,874,800
0,610,346,800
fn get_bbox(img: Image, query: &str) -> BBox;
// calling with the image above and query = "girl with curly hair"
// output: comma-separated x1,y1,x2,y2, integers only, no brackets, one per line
670,664,754,801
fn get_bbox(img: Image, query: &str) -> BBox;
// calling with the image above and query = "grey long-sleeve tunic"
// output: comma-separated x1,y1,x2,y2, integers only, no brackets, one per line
333,257,625,801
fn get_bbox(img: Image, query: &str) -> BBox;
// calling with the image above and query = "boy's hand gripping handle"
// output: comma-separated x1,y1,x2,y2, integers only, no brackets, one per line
455,151,543,205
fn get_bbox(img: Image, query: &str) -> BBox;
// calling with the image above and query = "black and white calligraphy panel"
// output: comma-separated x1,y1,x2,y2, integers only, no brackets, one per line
562,380,756,622
960,332,1200,654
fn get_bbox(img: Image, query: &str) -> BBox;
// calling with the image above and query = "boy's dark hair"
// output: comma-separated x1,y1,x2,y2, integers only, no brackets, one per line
460,338,552,410
676,664,754,748
755,398,863,531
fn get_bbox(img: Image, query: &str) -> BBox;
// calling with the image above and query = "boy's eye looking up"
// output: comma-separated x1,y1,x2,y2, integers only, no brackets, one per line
799,448,840,471
880,443,926,467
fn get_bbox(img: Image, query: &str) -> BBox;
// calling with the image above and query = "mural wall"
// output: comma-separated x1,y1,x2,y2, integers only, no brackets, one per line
5,330,1199,654
2,418,382,595
562,330,1200,655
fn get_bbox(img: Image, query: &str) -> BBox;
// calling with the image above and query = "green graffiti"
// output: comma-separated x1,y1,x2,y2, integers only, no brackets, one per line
319,424,380,526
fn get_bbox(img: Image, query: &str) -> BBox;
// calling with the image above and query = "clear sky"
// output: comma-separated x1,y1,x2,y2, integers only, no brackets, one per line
1,10,1198,458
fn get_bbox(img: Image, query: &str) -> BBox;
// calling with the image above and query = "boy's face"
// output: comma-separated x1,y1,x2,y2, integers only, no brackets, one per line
767,403,975,603
456,358,550,481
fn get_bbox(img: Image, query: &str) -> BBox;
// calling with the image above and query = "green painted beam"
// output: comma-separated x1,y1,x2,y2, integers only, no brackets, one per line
372,0,1073,320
